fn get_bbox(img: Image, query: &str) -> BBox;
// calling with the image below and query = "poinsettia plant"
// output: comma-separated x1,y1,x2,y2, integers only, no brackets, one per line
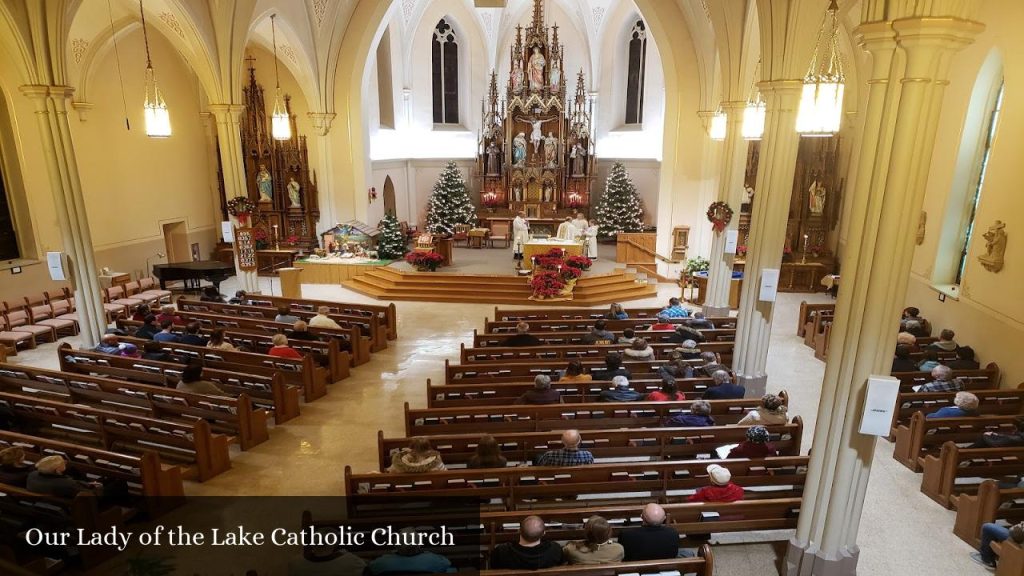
559,266,582,283
530,271,567,298
565,255,593,271
252,226,269,250
405,251,445,271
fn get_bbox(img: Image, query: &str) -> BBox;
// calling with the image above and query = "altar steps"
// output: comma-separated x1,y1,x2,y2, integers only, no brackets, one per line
341,268,658,305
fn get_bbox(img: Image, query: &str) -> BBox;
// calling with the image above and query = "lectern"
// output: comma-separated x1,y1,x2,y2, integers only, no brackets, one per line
277,267,303,299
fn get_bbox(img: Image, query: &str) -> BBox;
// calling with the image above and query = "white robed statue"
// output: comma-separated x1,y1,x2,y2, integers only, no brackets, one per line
528,47,546,90
556,218,577,241
512,212,531,258
583,221,599,259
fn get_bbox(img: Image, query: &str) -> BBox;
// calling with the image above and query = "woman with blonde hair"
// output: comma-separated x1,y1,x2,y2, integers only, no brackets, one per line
736,393,789,426
563,516,624,564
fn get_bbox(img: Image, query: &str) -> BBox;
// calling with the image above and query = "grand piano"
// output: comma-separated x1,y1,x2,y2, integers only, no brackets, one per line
152,260,235,291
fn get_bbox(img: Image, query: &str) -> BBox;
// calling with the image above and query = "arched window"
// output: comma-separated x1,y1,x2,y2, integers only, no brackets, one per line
625,19,647,125
432,19,459,125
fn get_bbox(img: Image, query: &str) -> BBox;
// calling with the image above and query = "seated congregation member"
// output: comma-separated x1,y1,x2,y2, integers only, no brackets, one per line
663,400,715,427
687,312,714,330
973,417,1024,449
591,353,631,381
132,315,160,340
617,328,637,345
268,333,303,359
896,331,918,350
600,376,642,402
562,516,624,565
581,319,615,344
515,375,562,405
467,435,507,469
153,319,180,343
142,341,181,363
728,426,779,458
618,503,680,561
176,362,227,396
623,338,654,360
308,306,342,330
156,305,185,326
660,354,695,380
669,323,706,344
688,464,744,503
503,322,542,347
206,328,236,351
900,306,929,336
926,391,979,419
27,455,101,498
367,528,453,575
916,349,941,372
227,290,248,305
699,351,726,377
703,370,745,400
116,343,140,358
647,376,685,402
971,521,1024,569
0,447,31,487
947,345,980,370
606,303,628,320
92,334,122,354
131,303,151,322
289,320,321,342
891,345,918,372
386,437,446,473
489,515,563,570
560,360,592,382
675,340,702,360
929,328,959,352
200,286,225,303
737,393,788,426
649,313,675,331
535,430,594,466
275,306,301,324
918,365,961,392
287,528,366,576
179,322,208,346
661,297,690,319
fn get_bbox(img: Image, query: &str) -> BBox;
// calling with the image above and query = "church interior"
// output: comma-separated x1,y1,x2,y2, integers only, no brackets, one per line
0,0,1020,574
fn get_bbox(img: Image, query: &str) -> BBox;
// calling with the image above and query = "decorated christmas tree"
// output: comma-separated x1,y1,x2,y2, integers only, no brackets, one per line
594,162,644,238
425,161,476,235
376,212,406,260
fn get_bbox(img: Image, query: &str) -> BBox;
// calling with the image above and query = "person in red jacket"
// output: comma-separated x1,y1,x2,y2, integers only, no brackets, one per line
268,333,303,359
688,464,744,503
727,425,780,459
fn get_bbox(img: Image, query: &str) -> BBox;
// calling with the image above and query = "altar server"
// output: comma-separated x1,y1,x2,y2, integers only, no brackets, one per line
583,220,599,259
556,217,577,241
513,211,531,261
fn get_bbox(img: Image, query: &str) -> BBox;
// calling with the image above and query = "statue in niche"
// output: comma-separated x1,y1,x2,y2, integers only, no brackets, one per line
528,47,546,90
978,220,1007,273
257,164,273,203
543,180,553,203
512,181,524,202
512,132,527,167
808,180,827,215
745,185,755,204
527,118,553,154
571,143,585,176
544,132,558,167
916,211,927,246
549,54,561,90
486,141,501,175
512,61,525,94
288,177,302,208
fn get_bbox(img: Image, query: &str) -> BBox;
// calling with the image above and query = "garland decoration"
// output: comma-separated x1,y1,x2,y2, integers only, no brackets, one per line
706,201,734,233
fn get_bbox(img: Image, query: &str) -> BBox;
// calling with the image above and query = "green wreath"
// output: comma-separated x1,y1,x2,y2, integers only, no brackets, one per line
706,201,734,233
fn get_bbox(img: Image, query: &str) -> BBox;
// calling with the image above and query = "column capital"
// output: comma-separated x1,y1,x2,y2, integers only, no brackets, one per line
719,100,748,113
893,16,983,51
208,104,246,123
696,110,716,130
71,101,94,122
307,112,337,136
757,79,805,96
854,21,897,52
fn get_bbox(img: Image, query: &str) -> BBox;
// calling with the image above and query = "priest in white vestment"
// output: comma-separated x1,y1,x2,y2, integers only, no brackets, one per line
583,221,599,259
512,212,531,260
556,218,577,240
571,213,589,235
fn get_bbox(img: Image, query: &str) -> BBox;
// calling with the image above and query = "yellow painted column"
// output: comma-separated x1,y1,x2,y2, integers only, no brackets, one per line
209,104,259,293
309,112,338,232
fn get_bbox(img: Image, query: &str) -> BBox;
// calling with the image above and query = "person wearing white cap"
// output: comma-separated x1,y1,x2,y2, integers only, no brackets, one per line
599,376,642,402
687,464,744,503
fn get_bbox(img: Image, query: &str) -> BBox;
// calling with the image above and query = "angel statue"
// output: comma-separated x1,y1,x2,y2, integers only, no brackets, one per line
257,164,273,203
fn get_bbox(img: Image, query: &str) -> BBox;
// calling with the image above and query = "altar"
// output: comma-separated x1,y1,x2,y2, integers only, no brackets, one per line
523,238,583,270
294,256,390,283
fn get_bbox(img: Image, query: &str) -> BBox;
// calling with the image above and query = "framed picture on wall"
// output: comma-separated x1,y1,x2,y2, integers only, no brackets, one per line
190,243,201,262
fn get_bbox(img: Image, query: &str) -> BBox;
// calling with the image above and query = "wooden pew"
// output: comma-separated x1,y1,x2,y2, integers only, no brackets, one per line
990,539,1024,576
405,396,788,436
953,480,1024,548
379,420,805,470
919,442,1024,509
178,297,387,353
57,345,301,424
480,555,714,576
483,317,735,334
426,376,719,407
473,328,737,347
889,382,1021,438
797,302,833,339
460,342,734,365
115,318,352,382
0,390,230,481
0,430,185,516
890,363,1001,391
494,307,735,326
446,359,709,385
0,363,270,452
892,413,1023,472
245,293,397,341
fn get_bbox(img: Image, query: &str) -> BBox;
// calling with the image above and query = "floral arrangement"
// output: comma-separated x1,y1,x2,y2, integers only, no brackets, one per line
736,245,748,257
808,244,826,257
227,196,256,224
565,255,593,271
530,271,567,298
560,266,582,283
533,248,567,271
286,234,300,244
253,226,269,250
405,251,445,271
706,201,734,233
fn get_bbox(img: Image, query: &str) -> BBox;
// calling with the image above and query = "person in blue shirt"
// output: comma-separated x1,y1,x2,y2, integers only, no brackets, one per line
153,319,181,343
367,530,453,575
606,303,628,320
702,370,745,400
926,391,979,419
660,297,690,319
600,376,642,402
92,333,121,354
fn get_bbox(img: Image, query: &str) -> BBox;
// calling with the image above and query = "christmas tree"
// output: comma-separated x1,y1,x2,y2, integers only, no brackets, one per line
425,161,476,235
376,212,406,260
594,162,644,238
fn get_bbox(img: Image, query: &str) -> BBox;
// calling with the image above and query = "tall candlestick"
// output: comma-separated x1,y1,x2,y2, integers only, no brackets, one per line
802,233,809,264
273,225,280,251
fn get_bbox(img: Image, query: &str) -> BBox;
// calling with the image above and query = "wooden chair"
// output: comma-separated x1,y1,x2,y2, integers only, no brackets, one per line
24,300,78,337
489,221,511,248
453,223,471,247
2,307,56,343
136,276,173,303
414,232,435,251
0,316,35,355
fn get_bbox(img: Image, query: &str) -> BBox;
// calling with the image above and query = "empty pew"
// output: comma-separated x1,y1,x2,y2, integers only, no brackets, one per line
919,442,1024,509
426,376,719,407
892,413,1023,472
246,294,397,341
0,363,270,452
797,301,834,338
379,420,805,470
0,390,230,481
460,342,734,365
953,480,1024,548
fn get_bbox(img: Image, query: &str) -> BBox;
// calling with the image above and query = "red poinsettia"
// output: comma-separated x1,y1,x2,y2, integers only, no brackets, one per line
530,271,567,298
534,255,565,270
405,251,445,271
564,255,593,271
559,266,582,282
544,248,566,258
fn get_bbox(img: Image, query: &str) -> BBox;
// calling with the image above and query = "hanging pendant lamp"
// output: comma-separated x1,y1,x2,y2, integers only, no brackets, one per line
742,60,765,140
708,109,727,141
139,0,170,137
270,14,291,141
796,0,845,136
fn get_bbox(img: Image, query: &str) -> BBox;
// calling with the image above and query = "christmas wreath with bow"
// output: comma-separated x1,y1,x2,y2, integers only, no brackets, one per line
706,201,734,233
227,196,257,225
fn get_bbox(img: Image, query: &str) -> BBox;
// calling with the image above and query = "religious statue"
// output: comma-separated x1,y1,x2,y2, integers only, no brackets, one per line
544,132,558,168
528,118,553,154
745,185,755,204
808,180,827,215
542,180,554,203
916,211,927,246
288,177,302,208
978,220,1007,273
512,133,527,167
549,55,561,91
486,141,501,175
257,164,273,203
570,143,582,176
512,181,524,202
512,62,525,94
528,47,546,91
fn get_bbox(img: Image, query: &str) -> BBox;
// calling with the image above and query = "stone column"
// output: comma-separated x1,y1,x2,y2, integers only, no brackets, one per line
200,112,223,232
20,85,107,346
702,101,748,317
308,112,338,233
208,104,259,293
785,14,981,576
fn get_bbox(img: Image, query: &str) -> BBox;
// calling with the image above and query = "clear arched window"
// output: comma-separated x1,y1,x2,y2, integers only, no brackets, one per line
432,19,459,125
625,19,647,125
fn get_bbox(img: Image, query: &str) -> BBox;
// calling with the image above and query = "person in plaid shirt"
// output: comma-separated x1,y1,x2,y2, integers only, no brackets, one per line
918,365,962,392
535,430,594,466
